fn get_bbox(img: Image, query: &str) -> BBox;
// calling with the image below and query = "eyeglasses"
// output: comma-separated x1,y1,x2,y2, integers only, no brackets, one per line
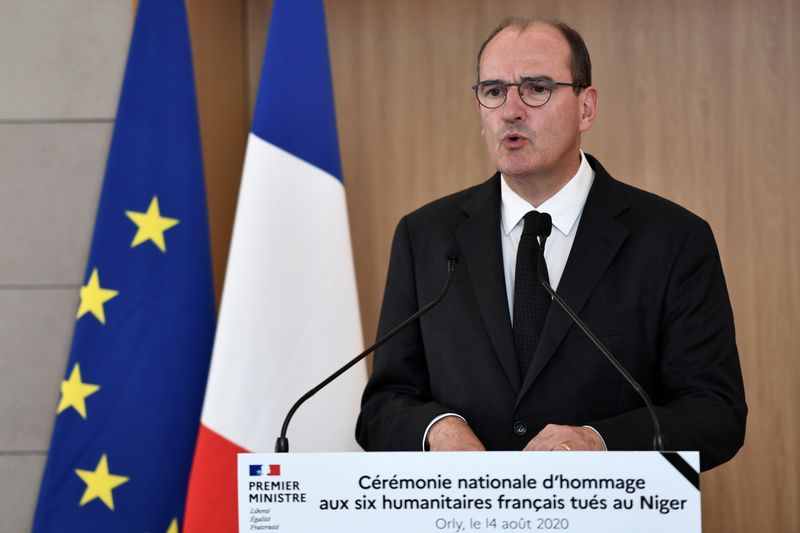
472,77,586,108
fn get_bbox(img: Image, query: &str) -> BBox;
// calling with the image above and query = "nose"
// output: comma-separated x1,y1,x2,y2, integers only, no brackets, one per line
501,86,527,122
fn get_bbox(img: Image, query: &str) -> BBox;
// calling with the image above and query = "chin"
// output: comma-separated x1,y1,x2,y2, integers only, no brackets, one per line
495,150,542,174
497,160,541,180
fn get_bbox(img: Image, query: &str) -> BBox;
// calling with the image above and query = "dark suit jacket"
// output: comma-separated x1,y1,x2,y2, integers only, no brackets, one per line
356,155,747,471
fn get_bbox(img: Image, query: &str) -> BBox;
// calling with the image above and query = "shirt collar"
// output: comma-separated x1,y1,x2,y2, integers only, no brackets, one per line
500,150,595,237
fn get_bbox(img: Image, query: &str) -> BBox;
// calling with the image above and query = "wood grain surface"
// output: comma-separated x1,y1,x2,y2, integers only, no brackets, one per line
193,1,799,530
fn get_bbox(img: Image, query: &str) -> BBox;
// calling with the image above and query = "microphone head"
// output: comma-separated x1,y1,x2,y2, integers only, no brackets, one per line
445,255,458,273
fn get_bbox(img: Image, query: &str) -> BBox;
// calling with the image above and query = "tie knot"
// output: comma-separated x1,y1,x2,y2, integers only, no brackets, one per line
522,211,552,238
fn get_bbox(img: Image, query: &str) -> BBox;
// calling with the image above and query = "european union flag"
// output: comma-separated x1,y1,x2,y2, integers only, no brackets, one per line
32,0,215,531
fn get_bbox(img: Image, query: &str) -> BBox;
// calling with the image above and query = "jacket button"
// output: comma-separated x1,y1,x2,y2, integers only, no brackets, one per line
513,421,527,436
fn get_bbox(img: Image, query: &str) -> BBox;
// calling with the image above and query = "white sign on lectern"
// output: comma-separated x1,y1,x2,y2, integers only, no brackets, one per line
238,451,700,533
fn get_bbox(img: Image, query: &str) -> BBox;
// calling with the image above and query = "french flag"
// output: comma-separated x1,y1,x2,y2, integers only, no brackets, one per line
183,1,365,530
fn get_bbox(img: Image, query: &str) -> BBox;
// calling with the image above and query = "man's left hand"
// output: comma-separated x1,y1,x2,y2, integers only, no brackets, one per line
523,424,605,451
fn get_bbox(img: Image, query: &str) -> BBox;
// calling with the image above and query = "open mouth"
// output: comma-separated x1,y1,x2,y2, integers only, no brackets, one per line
502,133,527,148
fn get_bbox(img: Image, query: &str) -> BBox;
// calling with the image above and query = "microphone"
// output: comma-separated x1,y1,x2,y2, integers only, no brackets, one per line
275,256,458,453
534,214,665,452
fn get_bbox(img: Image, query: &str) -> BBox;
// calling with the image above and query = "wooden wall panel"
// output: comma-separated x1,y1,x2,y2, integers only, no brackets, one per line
238,1,798,531
187,0,249,306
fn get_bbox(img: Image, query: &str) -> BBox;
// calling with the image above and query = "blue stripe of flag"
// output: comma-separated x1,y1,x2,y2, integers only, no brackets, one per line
251,0,343,182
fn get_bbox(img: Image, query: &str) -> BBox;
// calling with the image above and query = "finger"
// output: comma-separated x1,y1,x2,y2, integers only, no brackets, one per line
540,427,600,451
525,424,567,451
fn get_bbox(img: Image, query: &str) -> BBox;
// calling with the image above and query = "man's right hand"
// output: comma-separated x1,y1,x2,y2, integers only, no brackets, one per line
426,416,486,451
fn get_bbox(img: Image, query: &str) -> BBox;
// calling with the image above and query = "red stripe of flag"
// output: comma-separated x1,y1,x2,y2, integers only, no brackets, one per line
183,425,248,532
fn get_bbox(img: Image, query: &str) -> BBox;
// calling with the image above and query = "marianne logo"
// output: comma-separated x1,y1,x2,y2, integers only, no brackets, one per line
249,464,280,476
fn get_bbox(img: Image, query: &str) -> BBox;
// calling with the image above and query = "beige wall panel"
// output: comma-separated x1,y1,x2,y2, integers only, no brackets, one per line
0,123,109,285
705,1,799,531
187,0,250,305
246,0,273,116
243,1,797,531
0,454,47,532
326,0,492,342
0,0,131,527
0,289,76,451
0,1,130,120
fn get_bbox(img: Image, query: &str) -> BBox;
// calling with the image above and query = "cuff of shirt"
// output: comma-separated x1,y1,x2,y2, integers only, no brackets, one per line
422,413,467,451
582,425,607,450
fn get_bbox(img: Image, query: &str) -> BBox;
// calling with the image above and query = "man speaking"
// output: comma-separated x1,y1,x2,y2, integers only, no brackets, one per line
356,17,746,471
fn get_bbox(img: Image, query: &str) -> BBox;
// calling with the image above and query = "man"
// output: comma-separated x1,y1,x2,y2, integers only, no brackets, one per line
356,18,746,471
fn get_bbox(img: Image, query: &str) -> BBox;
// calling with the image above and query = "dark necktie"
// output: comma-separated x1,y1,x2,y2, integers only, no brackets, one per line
513,211,552,378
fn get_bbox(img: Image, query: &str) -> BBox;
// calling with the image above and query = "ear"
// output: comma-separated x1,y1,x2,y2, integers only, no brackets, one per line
578,86,598,133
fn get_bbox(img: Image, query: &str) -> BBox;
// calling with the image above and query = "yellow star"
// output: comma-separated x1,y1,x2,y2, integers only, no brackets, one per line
126,196,179,252
56,363,100,419
77,268,119,325
75,454,129,510
166,518,179,533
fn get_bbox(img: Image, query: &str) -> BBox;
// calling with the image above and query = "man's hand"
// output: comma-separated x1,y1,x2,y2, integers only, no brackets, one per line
523,424,605,451
427,416,486,451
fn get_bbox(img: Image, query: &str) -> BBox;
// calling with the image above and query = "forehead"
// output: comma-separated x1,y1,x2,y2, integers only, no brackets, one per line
479,24,571,80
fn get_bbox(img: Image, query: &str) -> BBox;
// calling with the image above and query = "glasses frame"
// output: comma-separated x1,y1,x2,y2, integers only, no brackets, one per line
471,77,587,109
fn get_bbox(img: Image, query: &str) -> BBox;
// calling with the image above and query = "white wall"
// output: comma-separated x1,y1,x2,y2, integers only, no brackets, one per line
0,2,130,529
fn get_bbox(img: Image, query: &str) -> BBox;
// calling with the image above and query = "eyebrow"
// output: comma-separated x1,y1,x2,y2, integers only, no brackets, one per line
477,75,555,85
521,75,555,82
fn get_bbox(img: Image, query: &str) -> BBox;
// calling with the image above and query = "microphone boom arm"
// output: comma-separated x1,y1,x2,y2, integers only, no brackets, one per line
537,235,665,452
275,257,458,453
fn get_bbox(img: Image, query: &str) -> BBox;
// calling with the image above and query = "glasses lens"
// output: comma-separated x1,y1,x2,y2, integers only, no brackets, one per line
477,83,507,108
519,79,553,107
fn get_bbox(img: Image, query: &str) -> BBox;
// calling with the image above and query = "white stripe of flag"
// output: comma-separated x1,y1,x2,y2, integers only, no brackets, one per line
184,1,365,530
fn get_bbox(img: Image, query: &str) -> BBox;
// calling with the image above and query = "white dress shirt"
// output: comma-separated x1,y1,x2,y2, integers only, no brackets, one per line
501,150,595,319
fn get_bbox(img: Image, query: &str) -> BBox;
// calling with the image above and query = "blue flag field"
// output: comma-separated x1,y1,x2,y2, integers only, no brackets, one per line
33,0,215,531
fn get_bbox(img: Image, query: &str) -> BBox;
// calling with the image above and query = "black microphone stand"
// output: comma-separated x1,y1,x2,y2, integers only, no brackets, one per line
537,230,665,452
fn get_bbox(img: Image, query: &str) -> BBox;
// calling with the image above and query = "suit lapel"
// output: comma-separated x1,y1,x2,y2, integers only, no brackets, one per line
455,174,522,392
517,158,631,402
